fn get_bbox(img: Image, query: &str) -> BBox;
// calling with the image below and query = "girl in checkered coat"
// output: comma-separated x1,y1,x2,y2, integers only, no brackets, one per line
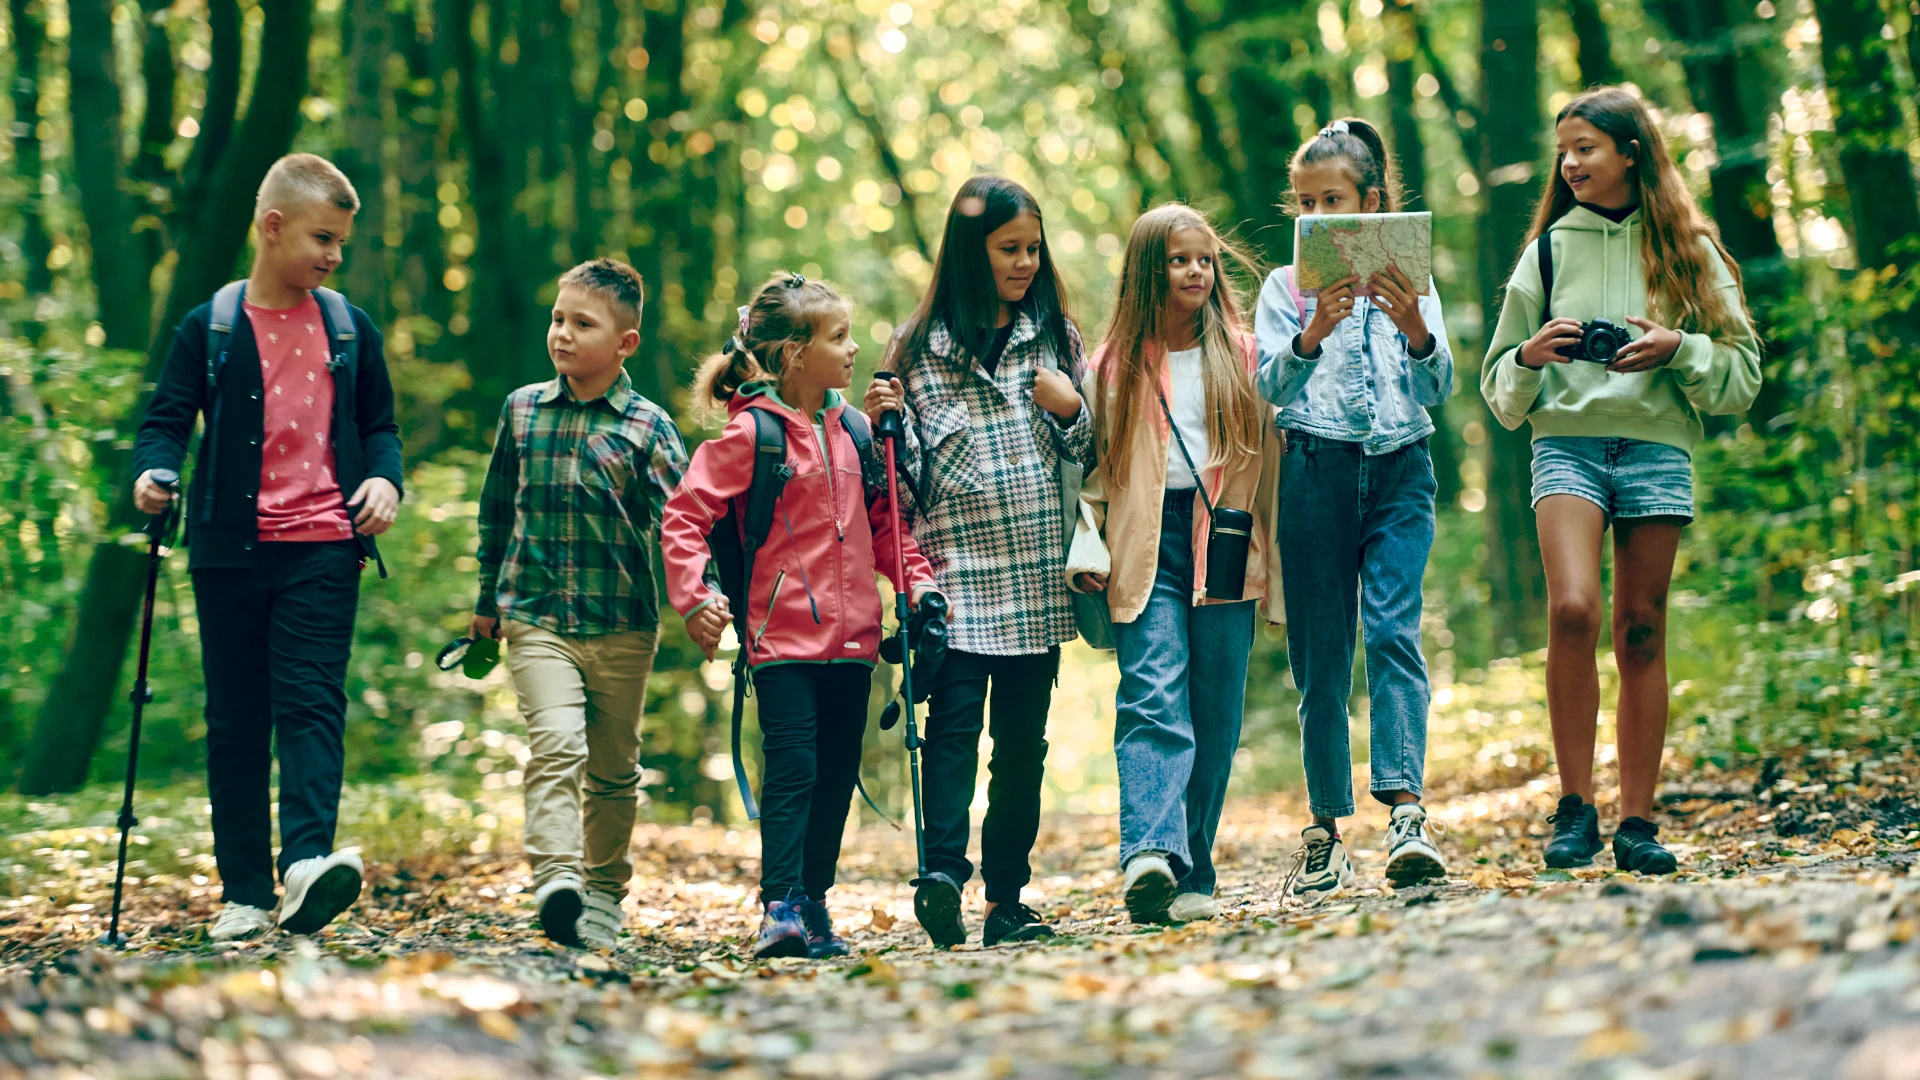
862,175,1094,949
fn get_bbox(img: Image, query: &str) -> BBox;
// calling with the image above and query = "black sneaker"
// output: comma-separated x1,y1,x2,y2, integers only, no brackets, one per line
1613,817,1679,875
982,901,1055,947
795,898,849,959
1543,794,1603,868
913,871,967,948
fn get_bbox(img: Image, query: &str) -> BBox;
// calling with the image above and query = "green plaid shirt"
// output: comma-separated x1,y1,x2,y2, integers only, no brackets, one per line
476,369,689,636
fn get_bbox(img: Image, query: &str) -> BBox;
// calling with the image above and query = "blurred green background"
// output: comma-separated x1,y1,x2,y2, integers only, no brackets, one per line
1,0,1917,870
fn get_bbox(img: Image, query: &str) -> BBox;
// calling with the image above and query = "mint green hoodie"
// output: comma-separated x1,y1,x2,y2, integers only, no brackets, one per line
1480,205,1761,451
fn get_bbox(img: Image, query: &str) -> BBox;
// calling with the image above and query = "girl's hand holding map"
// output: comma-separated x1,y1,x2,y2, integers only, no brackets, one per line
1300,275,1359,355
1368,264,1433,355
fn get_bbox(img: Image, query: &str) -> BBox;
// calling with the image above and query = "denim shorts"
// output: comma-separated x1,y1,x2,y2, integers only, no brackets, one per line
1530,436,1694,522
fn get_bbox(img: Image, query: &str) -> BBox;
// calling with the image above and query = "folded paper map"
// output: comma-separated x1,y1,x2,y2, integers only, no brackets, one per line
1293,212,1432,298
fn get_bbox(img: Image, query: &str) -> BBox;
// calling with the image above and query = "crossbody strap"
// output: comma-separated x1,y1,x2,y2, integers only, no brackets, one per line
1536,232,1555,324
1157,389,1216,520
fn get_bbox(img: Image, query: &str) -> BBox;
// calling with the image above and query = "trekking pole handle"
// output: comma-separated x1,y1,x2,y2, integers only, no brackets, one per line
873,371,905,442
146,468,180,544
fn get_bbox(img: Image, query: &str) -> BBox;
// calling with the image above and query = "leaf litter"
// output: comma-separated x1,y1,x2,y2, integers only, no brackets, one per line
3,750,1920,1077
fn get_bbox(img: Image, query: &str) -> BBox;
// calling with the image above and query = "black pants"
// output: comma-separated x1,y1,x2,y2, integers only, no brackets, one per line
190,541,362,910
752,662,871,906
920,647,1058,904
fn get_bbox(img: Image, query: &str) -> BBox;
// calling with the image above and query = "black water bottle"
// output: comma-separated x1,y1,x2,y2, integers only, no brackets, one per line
1204,507,1254,602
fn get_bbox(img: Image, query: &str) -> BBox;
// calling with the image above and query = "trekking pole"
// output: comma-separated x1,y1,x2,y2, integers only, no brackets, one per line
101,469,178,947
873,372,930,883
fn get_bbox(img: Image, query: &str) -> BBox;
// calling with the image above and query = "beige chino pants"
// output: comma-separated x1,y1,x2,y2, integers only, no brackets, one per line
503,622,658,895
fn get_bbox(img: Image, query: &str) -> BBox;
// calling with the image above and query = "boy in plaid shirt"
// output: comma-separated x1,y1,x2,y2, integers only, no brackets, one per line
471,258,694,949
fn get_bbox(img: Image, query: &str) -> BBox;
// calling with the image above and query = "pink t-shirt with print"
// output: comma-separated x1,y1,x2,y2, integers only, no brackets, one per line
246,295,353,542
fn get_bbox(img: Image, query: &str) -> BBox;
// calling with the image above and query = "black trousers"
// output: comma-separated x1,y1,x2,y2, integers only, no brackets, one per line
920,647,1058,904
752,662,871,905
190,540,362,910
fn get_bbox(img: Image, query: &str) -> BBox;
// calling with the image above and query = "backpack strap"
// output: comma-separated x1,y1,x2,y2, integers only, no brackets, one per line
729,407,791,821
837,408,886,505
1283,265,1306,319
205,280,247,393
1536,233,1555,325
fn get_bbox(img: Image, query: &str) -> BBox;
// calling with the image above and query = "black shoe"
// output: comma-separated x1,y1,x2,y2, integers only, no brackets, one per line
982,901,1055,948
795,898,849,959
1543,794,1603,869
913,872,967,948
1613,816,1679,875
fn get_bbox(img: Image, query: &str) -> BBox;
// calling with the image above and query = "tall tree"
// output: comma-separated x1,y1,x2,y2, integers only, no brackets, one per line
23,0,317,795
1811,0,1920,272
1566,0,1621,88
66,0,154,347
338,0,393,316
1475,0,1547,653
9,0,54,297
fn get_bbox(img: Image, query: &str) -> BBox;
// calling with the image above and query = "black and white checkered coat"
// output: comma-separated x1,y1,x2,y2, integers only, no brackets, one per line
894,311,1096,656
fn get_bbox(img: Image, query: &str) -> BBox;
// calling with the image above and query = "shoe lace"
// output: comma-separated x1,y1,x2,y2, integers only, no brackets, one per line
996,901,1045,927
1547,803,1588,838
1282,833,1336,896
798,901,835,940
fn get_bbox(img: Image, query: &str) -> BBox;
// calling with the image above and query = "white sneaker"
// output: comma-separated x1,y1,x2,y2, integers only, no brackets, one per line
1384,802,1446,886
1123,852,1177,924
1283,825,1354,903
578,891,623,950
1167,892,1220,922
535,878,585,947
278,850,364,935
209,902,276,941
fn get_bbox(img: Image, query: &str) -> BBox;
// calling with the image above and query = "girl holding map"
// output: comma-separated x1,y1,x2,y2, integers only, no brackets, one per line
1254,118,1455,902
1065,204,1282,924
1480,87,1760,876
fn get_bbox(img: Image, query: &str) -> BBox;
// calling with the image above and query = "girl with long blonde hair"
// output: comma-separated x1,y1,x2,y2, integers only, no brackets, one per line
1482,87,1760,875
1068,204,1280,924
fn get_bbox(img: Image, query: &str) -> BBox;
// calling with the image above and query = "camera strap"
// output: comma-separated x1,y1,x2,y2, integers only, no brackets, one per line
1536,233,1555,324
1158,389,1217,521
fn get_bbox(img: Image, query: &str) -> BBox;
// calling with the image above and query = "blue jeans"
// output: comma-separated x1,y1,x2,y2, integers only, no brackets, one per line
1530,436,1694,522
1278,433,1435,819
1112,491,1256,896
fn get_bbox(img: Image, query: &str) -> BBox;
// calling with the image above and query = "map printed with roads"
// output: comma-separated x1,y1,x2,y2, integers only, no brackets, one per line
1293,211,1433,298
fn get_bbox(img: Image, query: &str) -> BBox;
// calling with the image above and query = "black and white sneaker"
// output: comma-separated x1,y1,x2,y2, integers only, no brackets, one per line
1384,803,1446,885
1283,825,1353,903
277,850,364,935
1122,852,1177,924
1544,793,1603,869
982,901,1055,947
913,871,967,948
1613,817,1679,875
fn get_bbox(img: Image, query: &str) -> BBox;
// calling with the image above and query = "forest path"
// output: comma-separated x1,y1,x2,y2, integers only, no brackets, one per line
5,756,1920,1079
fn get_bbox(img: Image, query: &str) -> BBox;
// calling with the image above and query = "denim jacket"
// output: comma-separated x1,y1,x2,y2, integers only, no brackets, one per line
1253,266,1454,455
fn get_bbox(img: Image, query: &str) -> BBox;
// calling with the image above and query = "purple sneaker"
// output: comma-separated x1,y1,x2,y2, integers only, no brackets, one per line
796,898,850,959
754,898,810,960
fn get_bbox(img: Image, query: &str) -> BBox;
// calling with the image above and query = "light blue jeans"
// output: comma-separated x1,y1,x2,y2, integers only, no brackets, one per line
1112,490,1256,897
1278,432,1435,820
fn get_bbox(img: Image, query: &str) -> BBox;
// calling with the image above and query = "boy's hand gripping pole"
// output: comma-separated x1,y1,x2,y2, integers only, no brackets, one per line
103,468,178,947
874,372,930,883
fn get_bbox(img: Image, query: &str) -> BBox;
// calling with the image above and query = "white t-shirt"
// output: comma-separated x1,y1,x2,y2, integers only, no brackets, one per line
1164,347,1209,489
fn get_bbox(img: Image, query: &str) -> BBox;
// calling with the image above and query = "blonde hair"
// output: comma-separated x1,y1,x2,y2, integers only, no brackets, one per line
1096,204,1264,490
1285,117,1403,215
558,257,645,329
1525,86,1749,338
692,272,847,421
254,153,360,225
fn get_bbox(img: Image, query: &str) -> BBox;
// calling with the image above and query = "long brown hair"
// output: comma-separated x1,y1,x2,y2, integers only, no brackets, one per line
1097,204,1264,490
692,272,846,422
1285,117,1404,214
886,174,1074,372
1524,86,1748,337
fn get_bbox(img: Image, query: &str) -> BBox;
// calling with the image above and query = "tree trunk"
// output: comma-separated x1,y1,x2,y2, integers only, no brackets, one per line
1475,0,1546,655
1811,0,1920,272
1165,0,1246,217
338,0,392,318
22,0,317,796
9,0,54,297
1565,0,1620,88
66,0,154,348
135,0,176,185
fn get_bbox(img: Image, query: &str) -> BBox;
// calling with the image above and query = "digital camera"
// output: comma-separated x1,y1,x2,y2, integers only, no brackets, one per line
1560,319,1634,364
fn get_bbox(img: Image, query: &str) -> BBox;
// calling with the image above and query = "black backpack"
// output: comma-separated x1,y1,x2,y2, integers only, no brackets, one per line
710,407,886,820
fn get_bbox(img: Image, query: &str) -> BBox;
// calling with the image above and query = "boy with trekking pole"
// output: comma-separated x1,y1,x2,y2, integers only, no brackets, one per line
133,153,404,940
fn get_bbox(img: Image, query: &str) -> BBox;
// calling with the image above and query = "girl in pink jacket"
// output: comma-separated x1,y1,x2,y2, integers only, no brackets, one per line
661,273,938,961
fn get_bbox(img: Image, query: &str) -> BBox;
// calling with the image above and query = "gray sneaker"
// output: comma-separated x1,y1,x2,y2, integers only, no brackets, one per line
578,890,623,950
1384,803,1446,886
1283,825,1353,903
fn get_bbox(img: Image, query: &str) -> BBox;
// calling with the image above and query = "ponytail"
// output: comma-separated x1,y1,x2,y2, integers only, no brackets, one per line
692,337,765,421
1287,116,1404,214
691,271,847,422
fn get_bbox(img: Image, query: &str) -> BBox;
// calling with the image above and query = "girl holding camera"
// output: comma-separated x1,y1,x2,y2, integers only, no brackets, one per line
1068,204,1281,924
1256,118,1455,900
1481,87,1760,874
